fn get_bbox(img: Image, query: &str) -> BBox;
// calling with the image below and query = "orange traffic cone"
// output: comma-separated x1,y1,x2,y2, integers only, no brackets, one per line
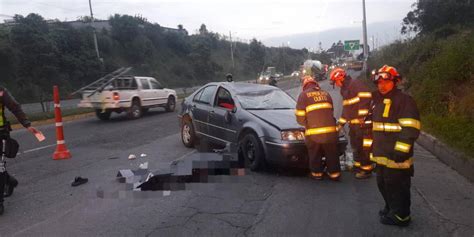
52,85,71,160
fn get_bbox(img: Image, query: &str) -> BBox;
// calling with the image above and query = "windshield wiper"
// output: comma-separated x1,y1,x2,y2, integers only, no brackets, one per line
272,107,294,110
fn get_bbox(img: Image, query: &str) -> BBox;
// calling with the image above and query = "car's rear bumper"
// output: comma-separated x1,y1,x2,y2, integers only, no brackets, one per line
78,101,130,109
262,138,308,168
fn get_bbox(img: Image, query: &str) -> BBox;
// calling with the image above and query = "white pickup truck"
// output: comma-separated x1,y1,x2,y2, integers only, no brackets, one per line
78,76,177,120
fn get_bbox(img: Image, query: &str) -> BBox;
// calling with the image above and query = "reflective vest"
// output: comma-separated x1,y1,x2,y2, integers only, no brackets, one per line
295,85,338,143
370,89,420,169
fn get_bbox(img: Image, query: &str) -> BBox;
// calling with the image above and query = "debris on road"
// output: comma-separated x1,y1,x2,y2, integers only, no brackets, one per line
128,154,137,160
139,162,148,169
71,176,88,187
140,153,147,158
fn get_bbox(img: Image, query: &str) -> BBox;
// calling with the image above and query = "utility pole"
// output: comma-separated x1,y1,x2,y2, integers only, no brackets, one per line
362,0,369,60
229,31,235,70
89,0,102,63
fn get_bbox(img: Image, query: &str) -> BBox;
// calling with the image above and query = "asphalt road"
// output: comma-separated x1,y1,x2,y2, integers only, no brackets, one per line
1,75,473,236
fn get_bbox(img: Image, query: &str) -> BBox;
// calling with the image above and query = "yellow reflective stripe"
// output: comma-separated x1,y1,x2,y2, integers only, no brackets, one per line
0,105,3,126
371,156,413,169
350,119,361,124
305,126,338,136
373,122,402,132
358,92,372,98
358,109,369,116
343,96,360,106
360,164,374,171
395,215,411,222
311,172,323,177
363,139,373,147
328,172,341,178
399,118,421,130
306,102,333,112
395,141,411,153
383,99,391,118
339,117,347,124
295,109,306,116
354,161,361,167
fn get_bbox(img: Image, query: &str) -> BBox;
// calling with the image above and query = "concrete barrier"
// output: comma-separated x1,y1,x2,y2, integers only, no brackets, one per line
417,131,474,183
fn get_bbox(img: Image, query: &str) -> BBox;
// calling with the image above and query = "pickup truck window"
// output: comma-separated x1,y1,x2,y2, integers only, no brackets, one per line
140,79,151,90
150,79,163,89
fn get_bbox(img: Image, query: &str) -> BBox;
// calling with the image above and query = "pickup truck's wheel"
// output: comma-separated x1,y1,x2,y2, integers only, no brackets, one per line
95,109,111,121
239,133,265,171
165,96,176,112
127,100,142,119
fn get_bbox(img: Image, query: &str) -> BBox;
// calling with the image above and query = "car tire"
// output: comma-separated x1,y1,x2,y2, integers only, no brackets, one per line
127,99,142,119
165,96,176,112
141,108,149,114
181,119,197,148
239,133,265,171
95,109,111,121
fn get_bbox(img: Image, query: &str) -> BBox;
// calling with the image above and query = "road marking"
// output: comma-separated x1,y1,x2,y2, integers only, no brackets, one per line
19,144,57,155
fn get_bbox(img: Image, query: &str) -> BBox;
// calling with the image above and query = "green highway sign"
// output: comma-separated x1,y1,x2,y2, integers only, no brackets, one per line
344,40,360,51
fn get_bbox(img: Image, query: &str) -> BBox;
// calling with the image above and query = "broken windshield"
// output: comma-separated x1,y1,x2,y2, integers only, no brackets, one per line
237,89,296,110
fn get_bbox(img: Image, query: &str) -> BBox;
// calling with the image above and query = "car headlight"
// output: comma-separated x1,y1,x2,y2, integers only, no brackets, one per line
281,130,305,141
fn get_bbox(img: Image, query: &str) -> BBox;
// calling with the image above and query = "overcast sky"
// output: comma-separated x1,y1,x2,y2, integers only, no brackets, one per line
0,0,415,41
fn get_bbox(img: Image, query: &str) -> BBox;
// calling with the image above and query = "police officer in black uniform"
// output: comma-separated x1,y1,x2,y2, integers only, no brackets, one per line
0,87,41,215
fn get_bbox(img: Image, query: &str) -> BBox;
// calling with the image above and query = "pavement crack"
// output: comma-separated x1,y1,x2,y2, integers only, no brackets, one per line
414,185,471,230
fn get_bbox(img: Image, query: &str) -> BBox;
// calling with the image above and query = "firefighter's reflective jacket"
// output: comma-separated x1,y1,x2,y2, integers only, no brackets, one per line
370,88,420,169
0,87,31,129
295,85,338,143
338,77,372,126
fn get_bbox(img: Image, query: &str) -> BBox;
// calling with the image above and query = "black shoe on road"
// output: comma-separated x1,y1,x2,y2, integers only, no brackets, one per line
4,178,18,198
380,214,411,227
0,203,4,215
71,177,88,187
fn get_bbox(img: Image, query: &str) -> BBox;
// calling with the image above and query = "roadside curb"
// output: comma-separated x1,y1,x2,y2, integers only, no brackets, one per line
417,131,474,183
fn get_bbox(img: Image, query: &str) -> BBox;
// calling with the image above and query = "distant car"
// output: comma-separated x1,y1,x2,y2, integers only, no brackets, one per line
291,71,300,77
178,82,309,170
78,76,177,120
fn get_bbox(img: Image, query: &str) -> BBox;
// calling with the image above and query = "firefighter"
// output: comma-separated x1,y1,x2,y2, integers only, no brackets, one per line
225,73,234,82
0,87,41,215
370,65,420,227
330,67,373,179
295,63,341,181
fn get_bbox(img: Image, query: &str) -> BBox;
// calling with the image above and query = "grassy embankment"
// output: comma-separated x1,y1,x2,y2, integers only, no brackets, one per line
366,27,474,158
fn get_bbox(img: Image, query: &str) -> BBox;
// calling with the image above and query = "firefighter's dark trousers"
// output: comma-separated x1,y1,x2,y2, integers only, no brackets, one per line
376,166,412,218
349,125,372,169
306,140,341,174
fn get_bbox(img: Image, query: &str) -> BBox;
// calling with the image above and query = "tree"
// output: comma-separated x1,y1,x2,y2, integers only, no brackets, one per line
401,0,474,35
246,39,266,74
199,24,208,35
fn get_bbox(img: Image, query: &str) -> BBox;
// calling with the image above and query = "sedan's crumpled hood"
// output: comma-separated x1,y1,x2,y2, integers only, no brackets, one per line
247,109,304,131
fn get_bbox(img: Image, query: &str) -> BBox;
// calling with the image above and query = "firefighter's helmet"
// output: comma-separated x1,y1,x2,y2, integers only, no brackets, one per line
301,60,323,78
329,67,346,82
226,73,233,82
371,65,401,84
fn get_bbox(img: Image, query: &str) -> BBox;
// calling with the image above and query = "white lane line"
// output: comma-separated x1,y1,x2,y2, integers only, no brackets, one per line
19,144,57,154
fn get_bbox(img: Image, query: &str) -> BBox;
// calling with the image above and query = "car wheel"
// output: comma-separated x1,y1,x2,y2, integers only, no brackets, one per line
165,96,176,112
127,99,142,119
181,119,197,148
95,109,111,121
239,133,265,171
141,108,149,114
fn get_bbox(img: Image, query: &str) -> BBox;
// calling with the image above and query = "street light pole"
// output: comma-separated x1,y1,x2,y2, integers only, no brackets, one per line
89,0,102,63
362,0,369,60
